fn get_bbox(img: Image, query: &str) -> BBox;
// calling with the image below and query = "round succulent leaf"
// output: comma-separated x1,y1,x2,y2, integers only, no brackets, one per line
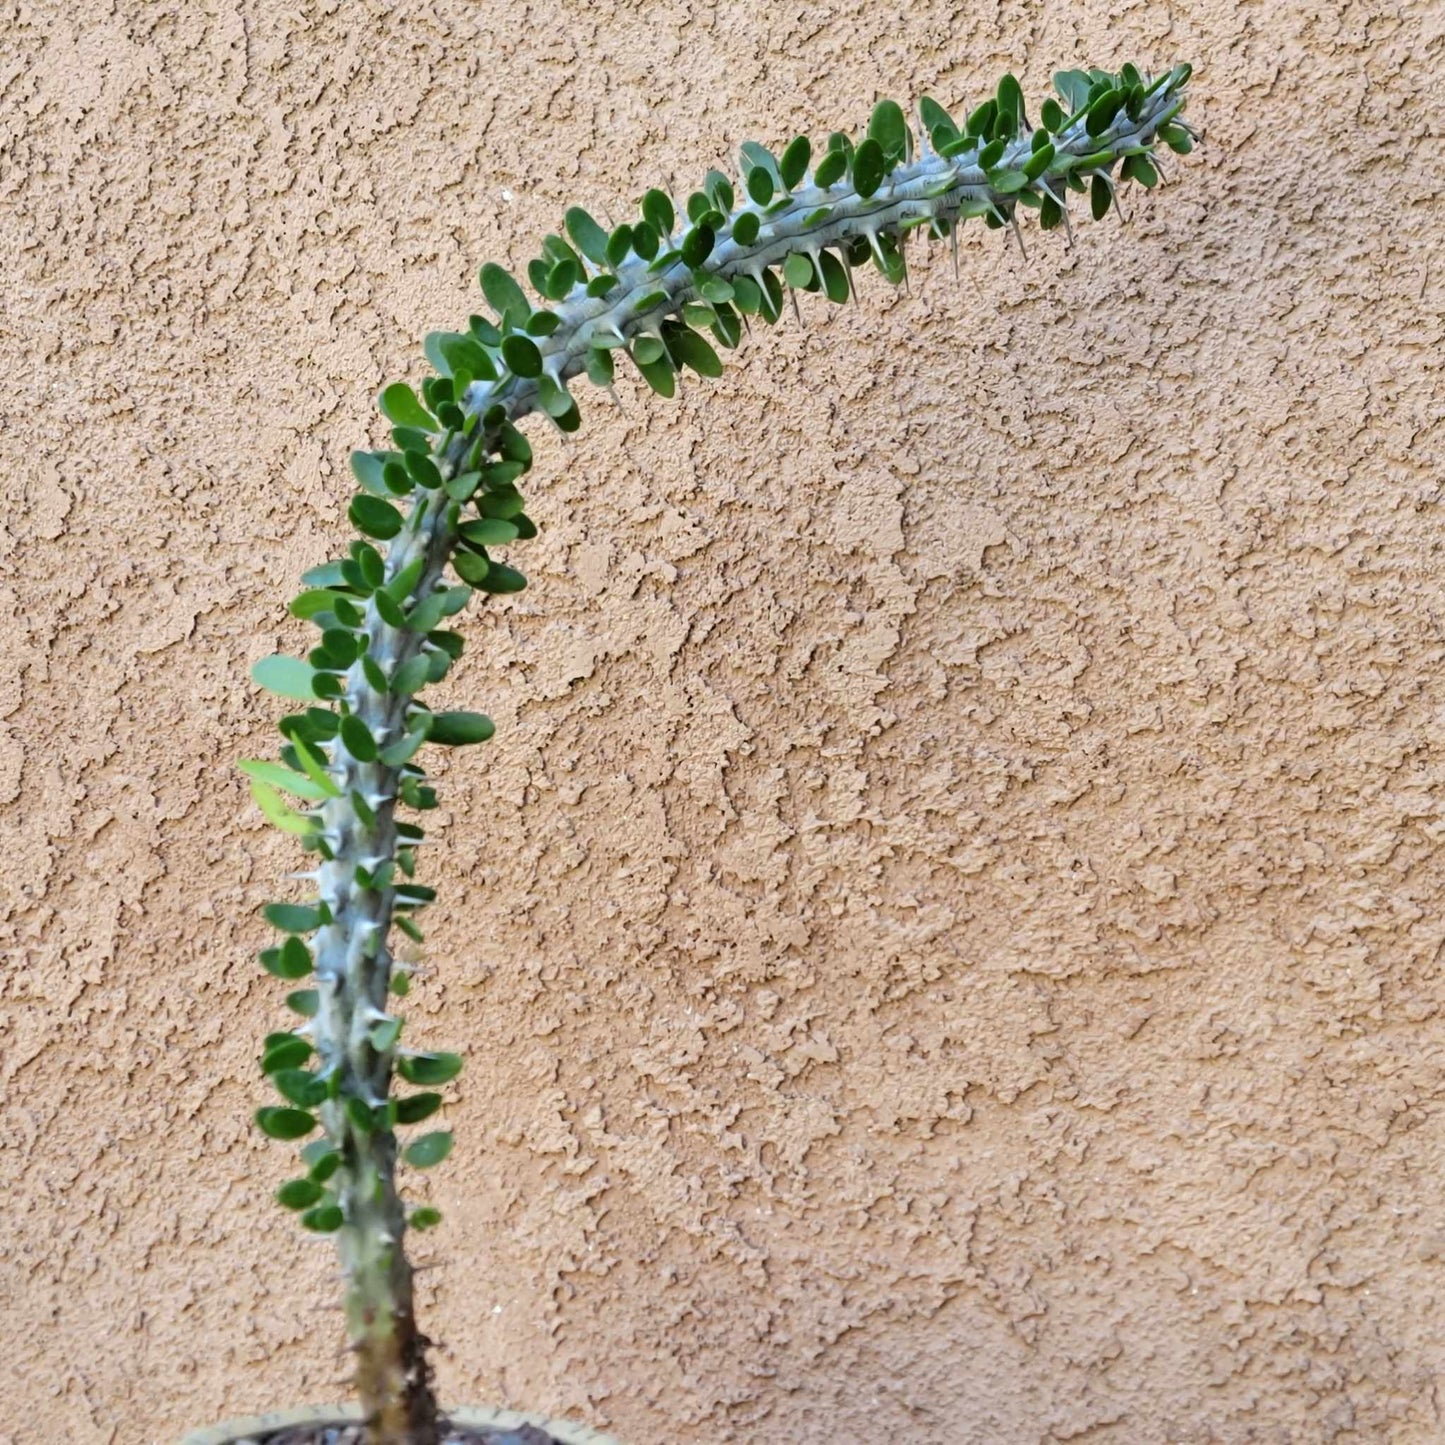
782,253,814,289
252,655,317,702
427,711,495,746
398,1052,464,1086
255,1106,318,1141
732,211,760,246
779,134,811,189
377,383,435,432
564,205,610,265
396,1092,444,1124
867,101,909,163
479,262,530,324
301,1204,344,1233
851,138,884,198
404,1130,453,1169
500,334,542,378
348,494,403,541
641,187,674,237
480,563,528,595
273,1069,328,1107
276,1178,324,1210
263,902,323,933
812,148,847,188
260,1032,313,1071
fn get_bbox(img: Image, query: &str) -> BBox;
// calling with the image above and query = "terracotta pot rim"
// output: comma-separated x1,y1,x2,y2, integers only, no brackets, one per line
178,1403,623,1445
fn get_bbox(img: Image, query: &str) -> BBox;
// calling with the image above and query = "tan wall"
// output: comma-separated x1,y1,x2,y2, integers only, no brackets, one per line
3,1,1442,1442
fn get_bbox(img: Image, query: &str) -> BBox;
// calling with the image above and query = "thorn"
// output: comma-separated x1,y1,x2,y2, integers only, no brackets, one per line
1008,210,1028,262
789,286,803,325
951,223,960,281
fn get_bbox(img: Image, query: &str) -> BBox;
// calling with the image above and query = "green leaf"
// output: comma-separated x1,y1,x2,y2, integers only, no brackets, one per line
996,73,1024,130
289,588,347,621
287,988,320,1017
479,262,530,324
377,384,435,432
635,353,675,397
1040,98,1064,132
745,166,774,206
564,205,610,265
370,1017,403,1052
445,470,481,503
403,450,441,490
404,1130,453,1169
479,563,527,595
732,211,761,247
301,1204,344,1233
1023,144,1055,181
424,330,495,381
606,224,633,268
391,654,431,697
1123,153,1158,188
668,327,722,378
537,374,574,419
868,100,909,162
273,1068,328,1107
779,134,811,189
264,901,324,933
427,711,495,746
349,495,403,541
410,1207,443,1230
238,759,330,801
813,148,847,188
919,96,958,142
681,224,714,269
629,219,659,260
398,1052,464,1086
260,1032,312,1070
308,1149,341,1183
783,253,814,289
250,779,317,837
276,1178,324,1210
1161,123,1193,155
396,1092,443,1124
339,714,377,762
501,334,542,378
349,451,391,496
252,655,317,702
818,250,850,304
255,1106,317,1141
641,187,674,237
1054,70,1093,113
301,561,348,589
460,517,520,547
261,938,313,985
852,138,884,198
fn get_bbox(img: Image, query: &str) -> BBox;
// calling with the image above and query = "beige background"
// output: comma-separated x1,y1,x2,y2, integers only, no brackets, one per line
3,1,1443,1442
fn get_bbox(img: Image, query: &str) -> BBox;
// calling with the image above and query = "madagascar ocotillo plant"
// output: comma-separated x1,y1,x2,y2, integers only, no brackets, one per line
241,64,1196,1445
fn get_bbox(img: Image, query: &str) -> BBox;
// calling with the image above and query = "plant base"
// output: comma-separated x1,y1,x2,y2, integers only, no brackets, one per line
179,1404,622,1445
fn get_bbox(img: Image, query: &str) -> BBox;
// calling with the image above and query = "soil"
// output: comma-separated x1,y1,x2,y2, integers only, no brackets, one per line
254,1425,559,1445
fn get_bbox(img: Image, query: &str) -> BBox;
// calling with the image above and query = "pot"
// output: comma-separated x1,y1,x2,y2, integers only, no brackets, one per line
180,1404,622,1445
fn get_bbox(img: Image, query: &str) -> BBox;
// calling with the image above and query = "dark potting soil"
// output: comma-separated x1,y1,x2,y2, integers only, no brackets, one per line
254,1425,559,1445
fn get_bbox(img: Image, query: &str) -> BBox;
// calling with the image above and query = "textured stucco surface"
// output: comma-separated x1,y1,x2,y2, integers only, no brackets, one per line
2,1,1444,1441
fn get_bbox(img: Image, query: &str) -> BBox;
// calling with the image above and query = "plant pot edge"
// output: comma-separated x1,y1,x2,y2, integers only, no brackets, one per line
178,1403,623,1445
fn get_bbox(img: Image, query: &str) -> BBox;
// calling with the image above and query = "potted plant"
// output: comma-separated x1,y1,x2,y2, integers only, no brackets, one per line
195,62,1196,1445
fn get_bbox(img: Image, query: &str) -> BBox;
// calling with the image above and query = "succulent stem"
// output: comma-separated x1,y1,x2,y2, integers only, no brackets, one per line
245,63,1194,1445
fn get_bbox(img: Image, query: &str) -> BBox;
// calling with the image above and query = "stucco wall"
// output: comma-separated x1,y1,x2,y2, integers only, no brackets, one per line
3,1,1443,1441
